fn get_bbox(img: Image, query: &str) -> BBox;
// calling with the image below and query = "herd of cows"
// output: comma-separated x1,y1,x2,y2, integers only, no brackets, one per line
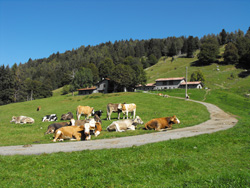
10,103,180,142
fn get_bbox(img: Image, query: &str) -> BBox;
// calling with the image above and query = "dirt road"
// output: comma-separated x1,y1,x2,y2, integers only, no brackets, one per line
0,98,238,156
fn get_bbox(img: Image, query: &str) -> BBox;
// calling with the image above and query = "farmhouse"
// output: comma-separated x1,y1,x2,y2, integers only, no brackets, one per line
78,78,114,95
179,81,203,89
136,77,203,91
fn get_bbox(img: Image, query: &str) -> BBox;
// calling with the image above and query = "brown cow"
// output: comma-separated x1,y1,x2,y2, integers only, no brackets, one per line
145,115,180,131
53,119,102,142
37,106,41,111
76,105,94,120
106,103,122,120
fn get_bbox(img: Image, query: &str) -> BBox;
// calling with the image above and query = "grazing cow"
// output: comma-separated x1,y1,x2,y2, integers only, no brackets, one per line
42,114,57,122
107,116,143,132
106,103,122,120
44,122,70,135
53,119,102,142
37,106,41,111
118,103,136,119
76,106,94,120
10,116,35,124
61,112,74,120
145,115,180,131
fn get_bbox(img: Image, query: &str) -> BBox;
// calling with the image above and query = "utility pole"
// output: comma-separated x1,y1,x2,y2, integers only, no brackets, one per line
185,66,189,99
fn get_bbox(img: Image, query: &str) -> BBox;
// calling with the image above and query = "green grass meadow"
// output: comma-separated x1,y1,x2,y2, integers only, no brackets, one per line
0,92,209,146
0,89,250,187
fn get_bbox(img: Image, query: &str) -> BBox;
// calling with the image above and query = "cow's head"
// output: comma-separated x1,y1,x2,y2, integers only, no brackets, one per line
61,114,66,120
117,103,124,110
132,116,144,125
170,115,180,124
10,116,17,123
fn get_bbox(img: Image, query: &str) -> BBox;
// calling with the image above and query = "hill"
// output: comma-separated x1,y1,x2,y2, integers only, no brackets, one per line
145,47,250,96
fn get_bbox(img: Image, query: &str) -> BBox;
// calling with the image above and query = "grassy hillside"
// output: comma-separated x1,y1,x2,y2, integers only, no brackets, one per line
0,46,250,187
0,92,209,146
146,47,250,95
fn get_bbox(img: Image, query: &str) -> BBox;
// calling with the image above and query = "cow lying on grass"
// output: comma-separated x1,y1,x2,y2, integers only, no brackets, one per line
42,114,57,122
10,116,35,124
45,122,70,135
107,116,143,132
53,119,102,142
144,115,180,131
61,112,73,120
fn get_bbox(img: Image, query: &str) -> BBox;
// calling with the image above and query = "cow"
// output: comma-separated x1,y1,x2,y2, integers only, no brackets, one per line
37,106,41,111
117,103,136,119
92,110,103,118
107,116,143,132
10,116,35,124
61,112,73,120
76,106,94,120
44,122,70,135
53,119,102,142
144,115,180,131
42,114,57,122
106,103,122,120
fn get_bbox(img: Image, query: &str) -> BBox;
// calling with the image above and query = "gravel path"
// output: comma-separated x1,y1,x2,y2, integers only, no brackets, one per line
0,98,238,156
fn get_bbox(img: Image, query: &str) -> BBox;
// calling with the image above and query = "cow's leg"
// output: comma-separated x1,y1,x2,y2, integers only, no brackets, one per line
77,113,81,120
133,109,136,119
117,112,120,120
53,130,62,142
126,111,128,119
127,125,135,131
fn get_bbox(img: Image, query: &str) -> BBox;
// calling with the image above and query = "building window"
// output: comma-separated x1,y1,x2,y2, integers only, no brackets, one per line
169,80,174,85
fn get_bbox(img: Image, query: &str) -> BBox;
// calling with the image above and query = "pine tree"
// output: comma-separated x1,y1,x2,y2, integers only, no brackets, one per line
223,42,239,64
220,29,227,45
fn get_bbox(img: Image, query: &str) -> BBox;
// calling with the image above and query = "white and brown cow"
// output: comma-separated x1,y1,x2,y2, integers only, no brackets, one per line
10,116,35,124
144,115,180,131
106,103,122,120
53,119,102,142
76,106,94,120
107,116,143,132
118,103,136,119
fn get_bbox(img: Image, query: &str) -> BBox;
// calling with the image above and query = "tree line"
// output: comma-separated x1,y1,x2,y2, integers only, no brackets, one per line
0,27,249,105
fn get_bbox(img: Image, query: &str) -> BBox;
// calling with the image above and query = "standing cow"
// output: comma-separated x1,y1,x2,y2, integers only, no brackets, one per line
118,103,136,119
76,106,94,120
106,103,122,120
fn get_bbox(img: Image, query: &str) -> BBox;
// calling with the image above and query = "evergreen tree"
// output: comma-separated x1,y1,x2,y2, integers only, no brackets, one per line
198,37,220,65
220,29,227,45
99,57,115,79
187,36,196,58
223,42,239,64
168,42,177,57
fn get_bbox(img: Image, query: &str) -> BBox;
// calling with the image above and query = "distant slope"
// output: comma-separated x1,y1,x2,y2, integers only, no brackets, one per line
145,47,250,95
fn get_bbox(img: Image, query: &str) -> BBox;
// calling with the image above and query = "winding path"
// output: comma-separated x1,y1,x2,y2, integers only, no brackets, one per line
0,98,238,156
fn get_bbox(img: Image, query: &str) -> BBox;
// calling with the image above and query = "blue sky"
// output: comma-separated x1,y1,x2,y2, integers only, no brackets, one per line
0,0,249,67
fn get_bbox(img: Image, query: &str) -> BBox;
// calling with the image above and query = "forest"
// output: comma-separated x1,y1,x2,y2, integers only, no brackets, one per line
1,28,250,105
